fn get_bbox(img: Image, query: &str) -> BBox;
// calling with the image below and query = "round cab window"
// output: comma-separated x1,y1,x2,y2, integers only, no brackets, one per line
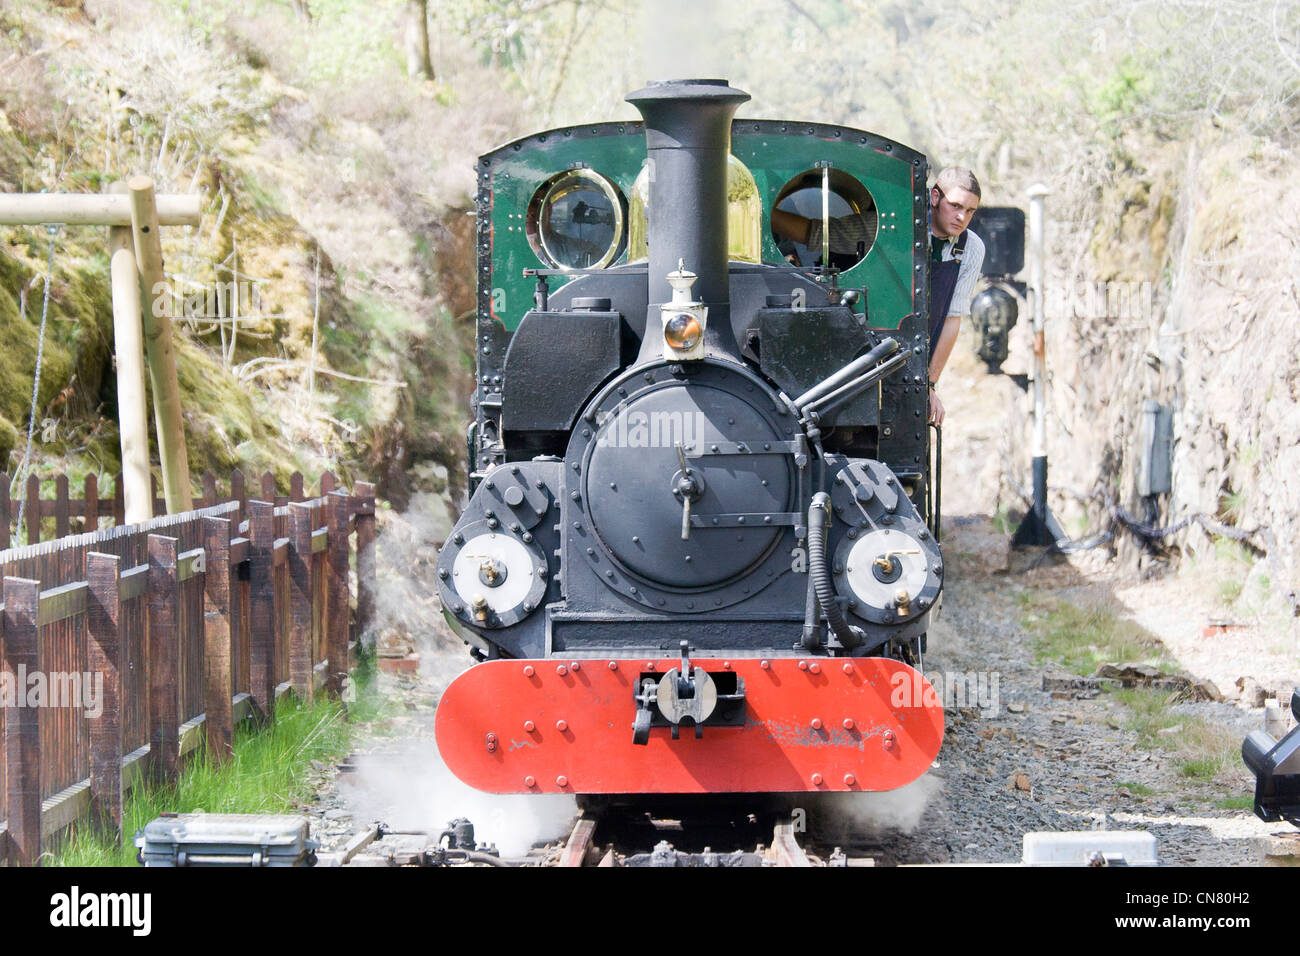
769,170,877,272
526,169,626,271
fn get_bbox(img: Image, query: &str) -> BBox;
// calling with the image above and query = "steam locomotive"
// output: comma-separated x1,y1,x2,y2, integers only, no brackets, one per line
434,79,945,795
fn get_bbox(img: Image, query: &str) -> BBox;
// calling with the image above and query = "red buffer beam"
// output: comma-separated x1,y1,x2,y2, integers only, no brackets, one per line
435,656,944,794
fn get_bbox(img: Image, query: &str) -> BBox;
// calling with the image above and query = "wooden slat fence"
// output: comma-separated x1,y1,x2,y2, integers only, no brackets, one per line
0,467,344,549
0,472,376,866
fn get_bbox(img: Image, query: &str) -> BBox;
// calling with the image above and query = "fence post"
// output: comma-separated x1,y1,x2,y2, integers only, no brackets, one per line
1,472,9,550
202,516,235,763
287,502,314,700
247,500,276,719
231,468,246,527
84,473,99,535
54,473,70,538
25,474,39,546
86,552,123,843
3,576,41,866
289,471,304,503
354,481,377,644
202,470,217,510
147,534,180,785
325,490,349,701
112,473,124,525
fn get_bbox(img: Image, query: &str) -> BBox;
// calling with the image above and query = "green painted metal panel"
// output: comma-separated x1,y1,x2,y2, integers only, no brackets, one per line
479,121,925,334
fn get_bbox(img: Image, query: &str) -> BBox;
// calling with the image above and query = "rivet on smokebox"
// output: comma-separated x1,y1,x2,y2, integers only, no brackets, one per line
811,718,823,730
556,719,568,732
883,731,896,751
798,661,809,671
760,660,770,669
524,776,537,788
556,664,568,676
809,662,821,674
811,773,824,786
842,663,853,674
843,774,857,788
523,665,535,678
569,661,581,671
722,661,731,670
646,662,656,671
556,775,569,788
485,733,497,753
607,660,618,670
523,720,536,732
843,718,855,730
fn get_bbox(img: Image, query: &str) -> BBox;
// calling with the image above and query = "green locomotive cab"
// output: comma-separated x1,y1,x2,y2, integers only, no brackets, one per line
470,113,936,524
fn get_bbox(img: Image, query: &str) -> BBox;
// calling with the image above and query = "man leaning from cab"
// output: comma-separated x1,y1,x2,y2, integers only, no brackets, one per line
770,166,984,426
924,167,983,426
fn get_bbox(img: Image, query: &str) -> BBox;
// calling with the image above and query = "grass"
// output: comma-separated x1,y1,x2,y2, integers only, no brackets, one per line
1116,781,1156,797
1022,594,1246,790
1214,794,1255,811
1021,594,1174,676
47,668,384,866
1109,687,1243,784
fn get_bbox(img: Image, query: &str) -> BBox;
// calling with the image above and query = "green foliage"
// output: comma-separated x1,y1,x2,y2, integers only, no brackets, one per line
1214,794,1254,811
1024,597,1173,675
1116,780,1155,797
1109,686,1243,785
1089,56,1155,130
50,693,353,867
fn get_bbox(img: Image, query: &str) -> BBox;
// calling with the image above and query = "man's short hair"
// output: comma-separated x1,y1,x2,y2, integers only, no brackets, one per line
934,166,981,199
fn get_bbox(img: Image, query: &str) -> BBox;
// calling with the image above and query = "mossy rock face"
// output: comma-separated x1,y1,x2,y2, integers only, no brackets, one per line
0,414,19,469
0,248,75,430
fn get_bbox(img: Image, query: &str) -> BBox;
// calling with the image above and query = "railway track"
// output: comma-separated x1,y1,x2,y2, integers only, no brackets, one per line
323,800,882,867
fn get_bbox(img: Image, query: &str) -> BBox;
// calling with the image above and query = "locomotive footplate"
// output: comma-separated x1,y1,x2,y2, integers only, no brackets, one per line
435,655,944,794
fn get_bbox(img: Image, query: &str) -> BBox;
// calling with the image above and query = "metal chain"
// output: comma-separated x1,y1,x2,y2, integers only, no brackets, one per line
12,224,60,539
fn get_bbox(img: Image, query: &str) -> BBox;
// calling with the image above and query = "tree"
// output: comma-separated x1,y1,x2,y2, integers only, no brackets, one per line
405,0,436,81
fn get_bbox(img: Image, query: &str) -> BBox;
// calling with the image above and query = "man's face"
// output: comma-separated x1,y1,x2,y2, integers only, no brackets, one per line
930,185,979,238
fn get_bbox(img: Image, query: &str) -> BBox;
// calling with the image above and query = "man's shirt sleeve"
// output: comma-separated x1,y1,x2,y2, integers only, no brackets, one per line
948,230,985,317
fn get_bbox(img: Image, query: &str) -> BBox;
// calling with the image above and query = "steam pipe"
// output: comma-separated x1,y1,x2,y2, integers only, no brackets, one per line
808,493,863,650
793,337,899,410
802,352,909,418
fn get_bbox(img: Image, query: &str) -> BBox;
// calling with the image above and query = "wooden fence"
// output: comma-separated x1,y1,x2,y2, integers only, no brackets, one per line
0,472,376,866
1,467,349,548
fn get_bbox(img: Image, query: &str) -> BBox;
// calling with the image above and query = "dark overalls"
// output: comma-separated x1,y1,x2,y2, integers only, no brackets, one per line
927,229,969,346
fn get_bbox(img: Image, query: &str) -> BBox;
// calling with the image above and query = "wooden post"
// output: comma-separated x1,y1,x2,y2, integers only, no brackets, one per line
287,502,314,700
0,192,201,226
129,176,191,517
1,472,10,550
24,473,39,546
202,470,217,509
3,577,42,866
147,534,180,784
202,517,234,763
247,500,276,719
83,473,98,535
354,481,377,642
108,180,153,524
112,472,125,525
54,472,70,538
86,552,123,842
325,491,349,701
231,469,246,527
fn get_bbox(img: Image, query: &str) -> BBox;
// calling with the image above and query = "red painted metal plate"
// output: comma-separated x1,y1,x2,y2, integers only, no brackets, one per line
435,657,944,794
